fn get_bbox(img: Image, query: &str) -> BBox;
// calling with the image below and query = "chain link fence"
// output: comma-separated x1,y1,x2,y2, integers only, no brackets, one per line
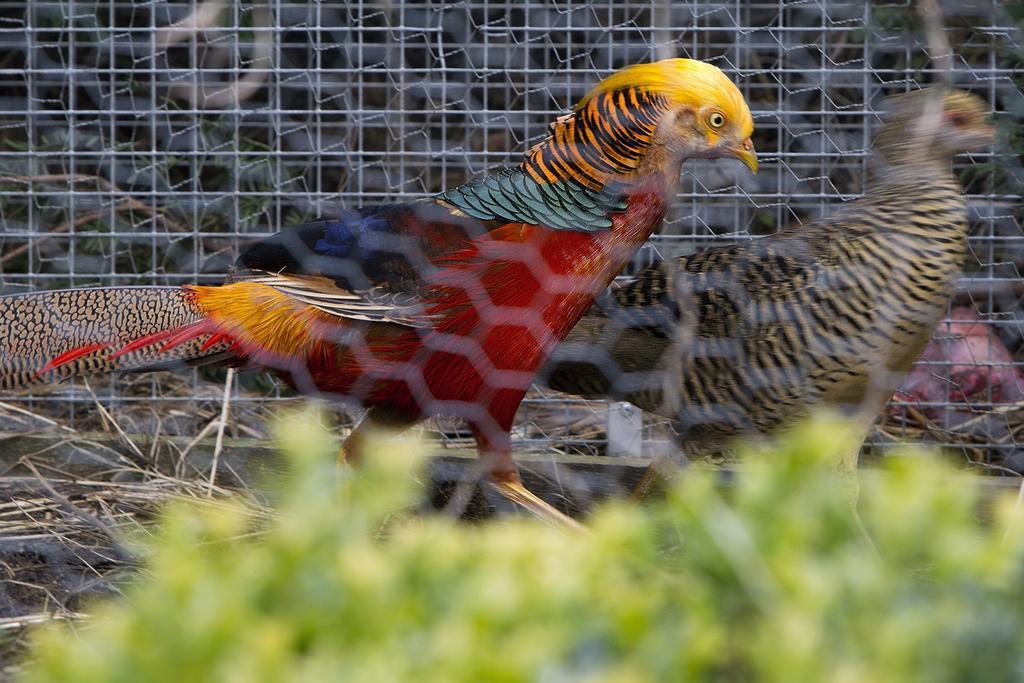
0,1,1021,470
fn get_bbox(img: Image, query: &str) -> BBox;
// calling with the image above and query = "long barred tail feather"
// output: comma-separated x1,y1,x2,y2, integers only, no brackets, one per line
0,286,225,390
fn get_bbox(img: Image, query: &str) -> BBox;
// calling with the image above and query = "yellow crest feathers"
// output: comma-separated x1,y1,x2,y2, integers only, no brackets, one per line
578,58,753,137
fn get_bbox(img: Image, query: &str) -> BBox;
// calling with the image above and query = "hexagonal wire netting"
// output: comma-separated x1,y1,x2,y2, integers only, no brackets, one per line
0,1,1022,471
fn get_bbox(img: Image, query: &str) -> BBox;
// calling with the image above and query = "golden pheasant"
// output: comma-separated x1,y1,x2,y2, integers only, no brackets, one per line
544,88,993,489
0,59,756,527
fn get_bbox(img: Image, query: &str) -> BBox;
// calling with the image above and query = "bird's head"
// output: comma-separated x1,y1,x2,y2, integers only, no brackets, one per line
523,59,756,192
876,88,995,164
580,58,757,174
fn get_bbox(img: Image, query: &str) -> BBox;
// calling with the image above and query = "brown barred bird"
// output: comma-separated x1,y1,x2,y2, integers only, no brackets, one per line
543,88,994,487
0,59,756,528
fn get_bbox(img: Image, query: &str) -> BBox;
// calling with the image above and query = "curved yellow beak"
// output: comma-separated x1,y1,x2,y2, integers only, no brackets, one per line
732,137,758,174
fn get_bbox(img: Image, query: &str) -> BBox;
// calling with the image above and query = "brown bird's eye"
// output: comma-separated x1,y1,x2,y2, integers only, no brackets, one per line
948,112,968,127
707,112,726,129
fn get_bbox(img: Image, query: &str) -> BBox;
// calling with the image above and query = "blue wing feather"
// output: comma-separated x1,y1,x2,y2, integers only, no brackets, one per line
235,201,488,293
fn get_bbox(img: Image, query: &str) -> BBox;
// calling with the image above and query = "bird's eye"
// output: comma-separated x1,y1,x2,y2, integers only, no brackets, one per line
948,112,968,127
707,112,726,129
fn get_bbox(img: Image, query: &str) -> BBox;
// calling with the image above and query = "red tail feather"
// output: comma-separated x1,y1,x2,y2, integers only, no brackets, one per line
199,331,230,352
35,342,111,377
157,322,213,354
38,320,227,379
108,326,190,360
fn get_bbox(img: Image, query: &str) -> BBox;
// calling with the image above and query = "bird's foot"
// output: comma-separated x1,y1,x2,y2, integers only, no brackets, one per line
474,428,585,532
490,477,586,534
629,455,681,502
629,465,661,502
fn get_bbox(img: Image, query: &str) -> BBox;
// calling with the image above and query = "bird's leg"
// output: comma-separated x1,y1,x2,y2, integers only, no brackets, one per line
832,413,878,551
629,455,681,501
630,465,659,501
338,414,375,467
473,426,585,533
838,448,877,553
338,421,365,467
630,430,691,501
338,408,416,467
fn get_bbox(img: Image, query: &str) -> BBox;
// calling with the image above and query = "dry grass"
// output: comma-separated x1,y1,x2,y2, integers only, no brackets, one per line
1,371,1022,677
0,373,278,677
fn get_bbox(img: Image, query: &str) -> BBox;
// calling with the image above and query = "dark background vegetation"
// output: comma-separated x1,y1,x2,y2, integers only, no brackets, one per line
0,2,1021,677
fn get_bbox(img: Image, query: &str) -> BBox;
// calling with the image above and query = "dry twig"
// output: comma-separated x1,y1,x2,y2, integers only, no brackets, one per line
208,368,235,496
158,1,274,108
917,0,954,83
0,174,188,266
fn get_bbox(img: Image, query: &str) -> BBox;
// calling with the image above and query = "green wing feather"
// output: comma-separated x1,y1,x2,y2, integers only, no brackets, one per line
437,168,627,232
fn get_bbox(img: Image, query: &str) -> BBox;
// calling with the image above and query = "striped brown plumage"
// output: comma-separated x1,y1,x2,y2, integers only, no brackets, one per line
544,88,994,458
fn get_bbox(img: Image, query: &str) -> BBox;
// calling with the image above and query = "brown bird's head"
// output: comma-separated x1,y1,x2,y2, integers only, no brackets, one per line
875,88,995,164
523,59,757,193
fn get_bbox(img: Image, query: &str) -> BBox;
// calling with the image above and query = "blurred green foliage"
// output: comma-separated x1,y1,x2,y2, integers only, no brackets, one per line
22,410,1024,682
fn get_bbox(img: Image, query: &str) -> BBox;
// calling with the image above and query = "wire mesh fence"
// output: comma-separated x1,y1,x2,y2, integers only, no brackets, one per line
0,1,1021,471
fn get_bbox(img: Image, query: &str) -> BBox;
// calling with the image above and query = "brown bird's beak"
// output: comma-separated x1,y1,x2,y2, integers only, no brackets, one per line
957,123,997,152
731,137,758,174
977,123,997,145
